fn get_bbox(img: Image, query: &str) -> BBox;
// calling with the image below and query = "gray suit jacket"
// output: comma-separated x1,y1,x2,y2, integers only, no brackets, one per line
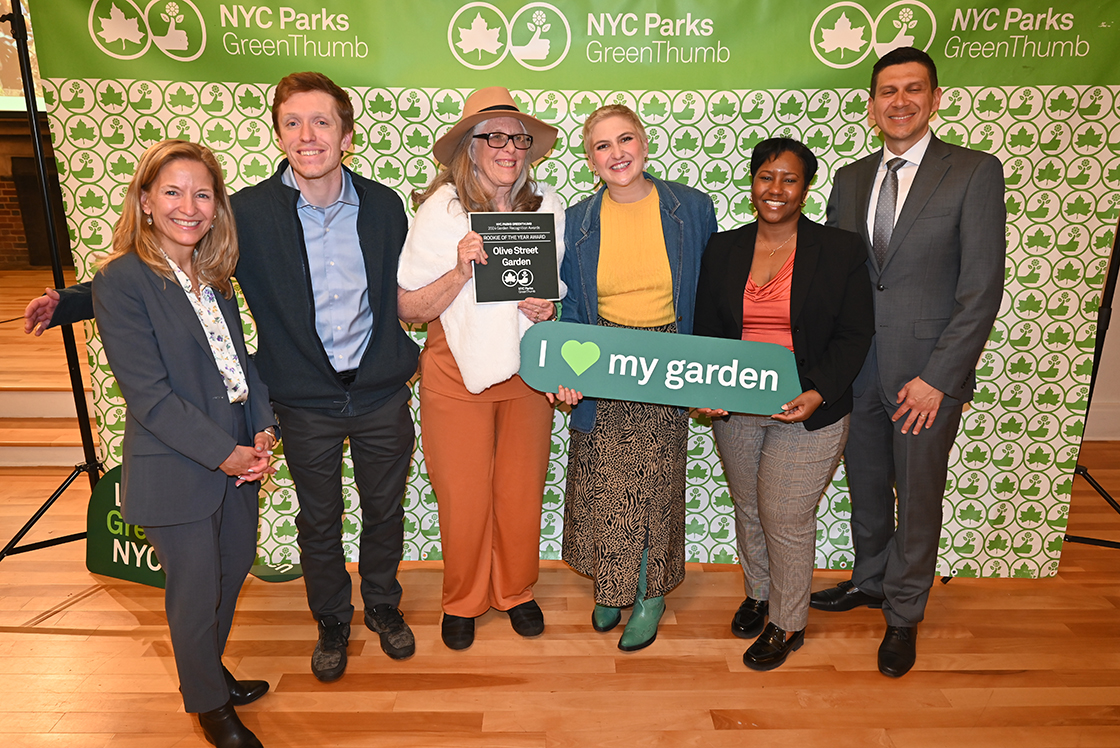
92,253,276,527
826,135,1005,404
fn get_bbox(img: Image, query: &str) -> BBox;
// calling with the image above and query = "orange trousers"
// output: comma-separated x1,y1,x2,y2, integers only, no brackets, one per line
419,383,553,617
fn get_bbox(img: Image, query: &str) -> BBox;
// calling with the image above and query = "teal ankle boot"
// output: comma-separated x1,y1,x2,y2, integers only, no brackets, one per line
618,596,664,651
618,548,664,652
592,604,622,632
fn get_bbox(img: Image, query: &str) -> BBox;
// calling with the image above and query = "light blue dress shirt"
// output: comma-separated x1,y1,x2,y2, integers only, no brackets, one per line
282,166,371,373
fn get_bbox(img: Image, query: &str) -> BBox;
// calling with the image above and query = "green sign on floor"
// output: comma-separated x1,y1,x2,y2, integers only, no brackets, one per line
85,466,301,586
85,467,165,589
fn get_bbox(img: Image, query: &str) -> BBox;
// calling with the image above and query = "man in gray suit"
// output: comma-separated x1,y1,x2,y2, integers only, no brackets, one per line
812,47,1005,677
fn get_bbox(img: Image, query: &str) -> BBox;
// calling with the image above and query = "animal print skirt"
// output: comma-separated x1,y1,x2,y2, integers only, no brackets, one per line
561,318,688,607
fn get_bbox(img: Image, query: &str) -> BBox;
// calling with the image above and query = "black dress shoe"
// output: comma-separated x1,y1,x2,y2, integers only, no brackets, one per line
731,597,769,639
198,701,263,748
223,666,269,706
878,625,916,678
441,613,475,650
507,600,545,637
743,622,805,671
809,580,884,611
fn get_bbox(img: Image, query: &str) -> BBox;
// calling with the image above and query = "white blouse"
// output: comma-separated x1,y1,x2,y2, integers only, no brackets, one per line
164,254,249,404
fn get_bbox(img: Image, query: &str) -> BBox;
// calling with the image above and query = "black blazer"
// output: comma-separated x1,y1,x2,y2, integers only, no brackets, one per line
694,215,874,430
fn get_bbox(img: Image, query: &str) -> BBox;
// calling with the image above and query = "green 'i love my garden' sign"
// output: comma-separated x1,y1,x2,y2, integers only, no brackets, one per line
519,321,802,413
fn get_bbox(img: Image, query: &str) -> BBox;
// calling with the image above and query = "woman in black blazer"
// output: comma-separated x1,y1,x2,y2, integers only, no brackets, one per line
93,140,277,747
694,138,873,671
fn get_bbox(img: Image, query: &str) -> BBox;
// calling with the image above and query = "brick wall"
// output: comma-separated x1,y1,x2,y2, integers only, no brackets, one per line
0,176,28,268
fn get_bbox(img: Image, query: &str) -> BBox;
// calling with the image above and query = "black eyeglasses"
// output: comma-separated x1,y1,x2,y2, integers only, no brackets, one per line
473,132,533,150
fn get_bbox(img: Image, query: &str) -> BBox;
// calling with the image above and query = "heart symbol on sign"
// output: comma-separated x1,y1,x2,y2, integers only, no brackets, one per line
561,340,600,376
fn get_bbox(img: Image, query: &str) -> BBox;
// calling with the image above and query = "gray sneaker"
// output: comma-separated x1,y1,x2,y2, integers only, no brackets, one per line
364,604,416,659
311,615,350,682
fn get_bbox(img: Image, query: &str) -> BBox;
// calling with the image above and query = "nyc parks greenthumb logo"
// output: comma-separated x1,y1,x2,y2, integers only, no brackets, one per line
520,321,801,414
89,0,208,61
449,2,571,71
810,2,936,69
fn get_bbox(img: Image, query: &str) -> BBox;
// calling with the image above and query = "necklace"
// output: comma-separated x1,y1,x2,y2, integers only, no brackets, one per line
765,231,797,258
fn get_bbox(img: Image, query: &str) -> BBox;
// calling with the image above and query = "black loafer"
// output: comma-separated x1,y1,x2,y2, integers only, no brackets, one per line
809,580,884,612
223,666,269,706
878,625,916,678
198,701,263,748
731,597,768,639
441,613,475,650
743,622,805,671
507,600,545,637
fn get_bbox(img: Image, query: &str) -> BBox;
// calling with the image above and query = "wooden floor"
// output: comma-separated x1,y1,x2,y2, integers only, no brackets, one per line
2,267,1119,746
0,449,1116,747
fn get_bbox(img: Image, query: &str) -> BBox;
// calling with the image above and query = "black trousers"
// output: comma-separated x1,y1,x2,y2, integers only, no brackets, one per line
274,387,414,623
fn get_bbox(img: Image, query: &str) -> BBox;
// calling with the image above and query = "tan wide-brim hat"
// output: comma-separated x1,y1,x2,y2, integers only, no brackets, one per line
433,87,558,166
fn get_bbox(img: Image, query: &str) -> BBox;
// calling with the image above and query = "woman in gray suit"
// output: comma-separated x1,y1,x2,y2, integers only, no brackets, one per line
695,138,873,671
92,140,277,748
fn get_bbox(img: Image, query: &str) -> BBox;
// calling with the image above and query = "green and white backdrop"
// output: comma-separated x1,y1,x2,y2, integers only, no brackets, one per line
29,0,1120,579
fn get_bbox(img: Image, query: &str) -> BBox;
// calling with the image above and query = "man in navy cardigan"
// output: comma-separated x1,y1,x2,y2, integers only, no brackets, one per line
26,72,420,683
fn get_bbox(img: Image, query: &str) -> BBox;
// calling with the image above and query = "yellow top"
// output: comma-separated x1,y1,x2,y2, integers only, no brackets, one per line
596,187,675,327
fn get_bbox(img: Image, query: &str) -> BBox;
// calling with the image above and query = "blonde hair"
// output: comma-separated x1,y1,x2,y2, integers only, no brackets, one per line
100,140,238,298
413,120,543,213
581,104,649,156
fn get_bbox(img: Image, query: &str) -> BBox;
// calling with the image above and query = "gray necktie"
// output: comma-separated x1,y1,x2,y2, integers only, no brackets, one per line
872,157,906,268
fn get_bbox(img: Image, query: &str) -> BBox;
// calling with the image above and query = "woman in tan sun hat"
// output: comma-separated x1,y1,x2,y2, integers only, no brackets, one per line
398,87,564,651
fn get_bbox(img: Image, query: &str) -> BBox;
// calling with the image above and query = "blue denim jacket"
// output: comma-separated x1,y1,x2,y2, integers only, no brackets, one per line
559,174,718,433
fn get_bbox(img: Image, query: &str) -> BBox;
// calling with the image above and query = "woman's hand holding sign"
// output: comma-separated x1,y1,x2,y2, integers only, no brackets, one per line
771,388,824,423
694,387,821,422
547,384,584,407
457,230,487,279
695,407,728,419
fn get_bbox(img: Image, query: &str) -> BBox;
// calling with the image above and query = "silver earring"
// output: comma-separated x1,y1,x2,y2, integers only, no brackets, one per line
145,214,153,225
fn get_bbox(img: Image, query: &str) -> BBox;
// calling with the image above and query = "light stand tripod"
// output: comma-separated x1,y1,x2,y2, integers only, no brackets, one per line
1064,217,1119,550
0,0,101,564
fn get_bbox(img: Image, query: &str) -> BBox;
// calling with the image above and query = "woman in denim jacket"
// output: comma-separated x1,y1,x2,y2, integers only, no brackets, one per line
553,104,717,651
